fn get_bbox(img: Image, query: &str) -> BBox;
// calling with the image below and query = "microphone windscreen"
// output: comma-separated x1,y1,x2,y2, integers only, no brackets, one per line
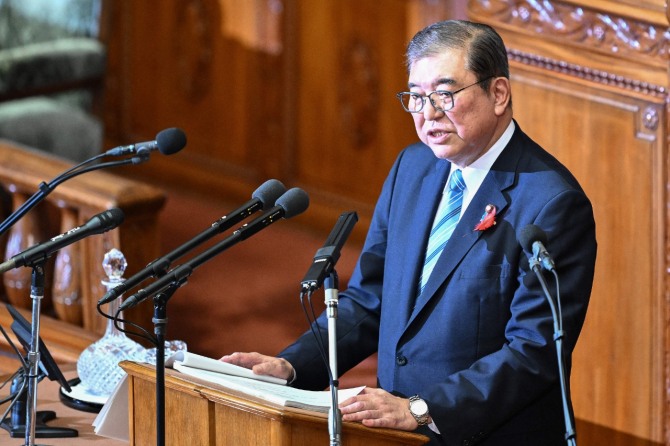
87,207,125,234
518,224,547,252
100,207,125,229
155,128,187,155
277,188,309,219
253,179,286,210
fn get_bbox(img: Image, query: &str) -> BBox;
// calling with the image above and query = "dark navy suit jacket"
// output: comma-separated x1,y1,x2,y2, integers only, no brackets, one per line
279,124,597,445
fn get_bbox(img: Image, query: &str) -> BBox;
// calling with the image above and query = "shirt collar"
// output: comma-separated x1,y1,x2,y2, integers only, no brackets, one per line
446,120,515,212
461,120,515,191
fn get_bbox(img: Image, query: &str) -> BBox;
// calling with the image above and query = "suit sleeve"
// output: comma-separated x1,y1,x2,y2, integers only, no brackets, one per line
276,148,408,390
426,187,596,442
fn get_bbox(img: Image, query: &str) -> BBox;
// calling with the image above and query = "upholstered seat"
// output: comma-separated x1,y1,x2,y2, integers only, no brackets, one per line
0,0,106,161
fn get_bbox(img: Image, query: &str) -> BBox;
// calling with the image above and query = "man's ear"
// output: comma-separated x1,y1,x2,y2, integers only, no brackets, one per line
492,77,512,115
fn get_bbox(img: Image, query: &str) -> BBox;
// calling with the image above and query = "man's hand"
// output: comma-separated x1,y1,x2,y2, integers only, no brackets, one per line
339,387,422,430
220,352,294,381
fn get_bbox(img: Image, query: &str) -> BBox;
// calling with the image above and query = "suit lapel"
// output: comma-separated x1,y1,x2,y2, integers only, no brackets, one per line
408,147,520,323
397,159,451,324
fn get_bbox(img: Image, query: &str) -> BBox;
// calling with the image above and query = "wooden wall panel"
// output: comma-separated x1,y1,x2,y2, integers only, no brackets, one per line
106,0,288,199
511,66,665,442
292,0,418,238
469,0,669,443
102,0,467,242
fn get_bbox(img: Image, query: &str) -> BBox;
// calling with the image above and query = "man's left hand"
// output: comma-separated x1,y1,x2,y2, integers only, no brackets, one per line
339,387,421,430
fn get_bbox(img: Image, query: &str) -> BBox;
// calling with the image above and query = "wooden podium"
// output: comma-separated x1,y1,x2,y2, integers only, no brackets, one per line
120,361,429,446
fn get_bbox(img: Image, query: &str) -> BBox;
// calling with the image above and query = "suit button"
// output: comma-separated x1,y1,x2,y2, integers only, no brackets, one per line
396,355,408,366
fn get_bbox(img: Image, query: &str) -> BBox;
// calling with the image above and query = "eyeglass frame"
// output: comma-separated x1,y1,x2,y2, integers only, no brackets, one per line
395,76,494,113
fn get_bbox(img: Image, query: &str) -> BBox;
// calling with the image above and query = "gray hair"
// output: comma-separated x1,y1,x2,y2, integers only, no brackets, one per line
405,20,509,91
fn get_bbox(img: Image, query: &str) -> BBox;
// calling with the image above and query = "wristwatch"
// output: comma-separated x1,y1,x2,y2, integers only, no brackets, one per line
408,395,430,426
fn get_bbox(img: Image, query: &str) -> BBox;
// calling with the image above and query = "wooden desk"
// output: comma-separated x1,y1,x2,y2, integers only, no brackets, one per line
0,365,126,445
122,361,428,446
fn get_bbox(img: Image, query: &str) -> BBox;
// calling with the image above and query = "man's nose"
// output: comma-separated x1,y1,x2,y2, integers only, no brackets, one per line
422,100,444,120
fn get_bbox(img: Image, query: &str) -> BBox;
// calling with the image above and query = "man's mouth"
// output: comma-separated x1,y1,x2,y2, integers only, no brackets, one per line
427,128,451,140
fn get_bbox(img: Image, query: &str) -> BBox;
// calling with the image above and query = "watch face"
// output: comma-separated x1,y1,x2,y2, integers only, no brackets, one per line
411,398,429,416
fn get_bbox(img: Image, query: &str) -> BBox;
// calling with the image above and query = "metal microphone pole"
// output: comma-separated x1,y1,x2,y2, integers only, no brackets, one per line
324,272,341,446
129,280,181,446
152,286,173,446
23,262,46,446
528,256,576,446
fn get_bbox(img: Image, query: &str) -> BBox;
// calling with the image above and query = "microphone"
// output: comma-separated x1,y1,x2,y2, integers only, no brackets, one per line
105,128,187,157
98,179,286,305
119,187,310,311
519,224,556,272
300,211,358,292
0,208,125,273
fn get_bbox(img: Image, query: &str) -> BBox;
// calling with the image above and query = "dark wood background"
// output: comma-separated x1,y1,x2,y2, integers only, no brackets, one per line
101,0,466,243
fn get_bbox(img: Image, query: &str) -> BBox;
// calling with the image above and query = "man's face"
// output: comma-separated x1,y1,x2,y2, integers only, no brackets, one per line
408,48,502,167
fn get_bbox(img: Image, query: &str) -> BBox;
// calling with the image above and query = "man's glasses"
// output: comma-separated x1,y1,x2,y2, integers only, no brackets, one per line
396,77,493,113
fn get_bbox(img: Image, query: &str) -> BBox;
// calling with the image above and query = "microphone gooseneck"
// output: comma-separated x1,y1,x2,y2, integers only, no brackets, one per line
105,127,187,157
118,187,310,311
0,127,186,238
97,179,287,305
0,207,125,273
519,223,575,445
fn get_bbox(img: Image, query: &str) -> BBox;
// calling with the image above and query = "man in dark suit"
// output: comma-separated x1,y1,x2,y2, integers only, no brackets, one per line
223,20,597,445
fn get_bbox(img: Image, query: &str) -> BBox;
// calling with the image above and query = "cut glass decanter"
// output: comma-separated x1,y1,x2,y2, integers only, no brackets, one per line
76,248,147,397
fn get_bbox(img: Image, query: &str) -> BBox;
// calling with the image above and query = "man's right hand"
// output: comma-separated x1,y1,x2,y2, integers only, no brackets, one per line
220,352,295,382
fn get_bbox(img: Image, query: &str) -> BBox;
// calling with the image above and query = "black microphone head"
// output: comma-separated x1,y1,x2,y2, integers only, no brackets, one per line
252,179,286,210
98,207,125,229
276,187,309,219
155,128,187,155
518,224,548,252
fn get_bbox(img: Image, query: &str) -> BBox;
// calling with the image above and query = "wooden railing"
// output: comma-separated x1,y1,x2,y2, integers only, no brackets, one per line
0,139,165,372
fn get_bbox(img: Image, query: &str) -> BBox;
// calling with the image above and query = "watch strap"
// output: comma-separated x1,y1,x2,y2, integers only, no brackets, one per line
408,395,430,426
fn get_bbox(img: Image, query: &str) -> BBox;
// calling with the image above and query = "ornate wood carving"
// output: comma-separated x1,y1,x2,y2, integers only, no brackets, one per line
173,0,215,102
339,37,379,148
508,48,668,97
470,0,670,63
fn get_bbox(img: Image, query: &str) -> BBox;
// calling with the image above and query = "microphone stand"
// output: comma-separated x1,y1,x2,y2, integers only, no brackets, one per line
528,258,576,446
23,262,46,446
324,272,341,446
151,282,181,446
116,280,182,446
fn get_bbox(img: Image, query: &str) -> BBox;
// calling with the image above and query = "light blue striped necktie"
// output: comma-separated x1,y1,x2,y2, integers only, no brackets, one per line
418,169,466,295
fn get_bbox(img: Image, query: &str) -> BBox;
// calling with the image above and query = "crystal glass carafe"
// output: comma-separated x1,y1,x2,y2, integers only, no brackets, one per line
76,248,147,397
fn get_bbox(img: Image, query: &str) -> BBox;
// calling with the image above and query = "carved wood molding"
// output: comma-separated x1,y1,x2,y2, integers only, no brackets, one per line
470,0,670,62
508,48,668,99
470,0,670,63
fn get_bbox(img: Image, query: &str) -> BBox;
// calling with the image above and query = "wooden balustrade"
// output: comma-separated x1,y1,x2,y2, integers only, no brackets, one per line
0,139,166,368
